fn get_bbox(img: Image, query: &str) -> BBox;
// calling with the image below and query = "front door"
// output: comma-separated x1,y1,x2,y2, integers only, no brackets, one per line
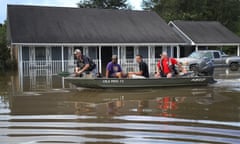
101,47,113,76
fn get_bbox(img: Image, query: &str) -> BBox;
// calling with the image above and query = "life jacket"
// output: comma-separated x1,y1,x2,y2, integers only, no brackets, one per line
159,58,178,75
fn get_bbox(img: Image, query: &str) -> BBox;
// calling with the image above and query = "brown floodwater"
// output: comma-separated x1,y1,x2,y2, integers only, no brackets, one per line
0,68,239,144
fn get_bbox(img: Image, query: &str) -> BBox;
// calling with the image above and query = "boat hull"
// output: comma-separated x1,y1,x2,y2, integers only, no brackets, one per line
64,76,212,88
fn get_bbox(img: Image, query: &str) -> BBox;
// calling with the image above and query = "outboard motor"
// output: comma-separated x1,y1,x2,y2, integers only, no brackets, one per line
194,57,214,76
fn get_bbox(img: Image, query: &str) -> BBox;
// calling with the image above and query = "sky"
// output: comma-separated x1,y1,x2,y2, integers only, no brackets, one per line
0,0,143,24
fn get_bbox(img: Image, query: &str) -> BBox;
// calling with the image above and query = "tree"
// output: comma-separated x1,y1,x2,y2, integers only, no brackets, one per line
142,0,240,35
0,21,15,71
77,0,129,9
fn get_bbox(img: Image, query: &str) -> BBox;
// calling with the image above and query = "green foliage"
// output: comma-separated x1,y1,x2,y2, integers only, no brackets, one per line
143,0,240,35
77,0,129,9
0,21,16,71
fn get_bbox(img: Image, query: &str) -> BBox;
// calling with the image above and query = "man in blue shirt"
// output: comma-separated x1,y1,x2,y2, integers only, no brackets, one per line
106,55,123,78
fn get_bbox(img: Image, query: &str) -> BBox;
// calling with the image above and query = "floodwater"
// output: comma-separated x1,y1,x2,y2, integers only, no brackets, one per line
0,68,240,144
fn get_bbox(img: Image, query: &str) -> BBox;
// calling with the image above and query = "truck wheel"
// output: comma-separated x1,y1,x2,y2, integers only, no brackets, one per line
190,64,197,71
230,62,239,71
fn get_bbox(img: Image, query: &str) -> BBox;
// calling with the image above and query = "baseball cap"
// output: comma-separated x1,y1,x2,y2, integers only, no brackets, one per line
74,49,81,54
112,55,118,59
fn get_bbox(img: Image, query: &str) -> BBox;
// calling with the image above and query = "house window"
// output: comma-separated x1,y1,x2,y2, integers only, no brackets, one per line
52,47,61,60
22,46,29,61
155,46,162,58
173,46,177,58
64,47,69,60
112,46,118,55
126,46,134,59
88,46,97,59
167,46,171,56
139,46,148,58
35,47,46,61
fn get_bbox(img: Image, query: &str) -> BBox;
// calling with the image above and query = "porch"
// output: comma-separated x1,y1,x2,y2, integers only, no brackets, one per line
21,59,159,77
17,45,181,77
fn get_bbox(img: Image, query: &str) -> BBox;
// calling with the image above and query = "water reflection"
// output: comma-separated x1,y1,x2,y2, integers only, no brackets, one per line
0,68,239,144
5,87,238,122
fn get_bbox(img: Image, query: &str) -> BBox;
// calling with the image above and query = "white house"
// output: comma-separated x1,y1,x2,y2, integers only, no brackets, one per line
7,5,186,78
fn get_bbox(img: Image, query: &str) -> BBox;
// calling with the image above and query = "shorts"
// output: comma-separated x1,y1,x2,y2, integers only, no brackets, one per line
161,72,175,77
109,73,118,78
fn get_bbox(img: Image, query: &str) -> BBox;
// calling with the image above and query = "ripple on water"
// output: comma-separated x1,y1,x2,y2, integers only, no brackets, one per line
0,115,239,144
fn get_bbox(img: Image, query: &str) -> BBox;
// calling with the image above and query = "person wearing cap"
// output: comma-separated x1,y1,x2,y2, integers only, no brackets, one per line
106,55,123,78
74,49,95,77
155,52,182,78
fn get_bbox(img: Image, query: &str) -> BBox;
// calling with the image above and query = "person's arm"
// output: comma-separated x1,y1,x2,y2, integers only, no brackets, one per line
136,63,144,76
156,61,161,75
172,58,183,71
78,56,90,74
75,61,80,73
135,71,143,76
106,70,109,78
75,67,79,72
177,63,184,72
105,63,111,78
79,64,90,73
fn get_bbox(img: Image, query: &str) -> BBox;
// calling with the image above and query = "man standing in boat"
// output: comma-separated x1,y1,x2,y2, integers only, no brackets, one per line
128,54,149,78
106,55,124,78
74,49,96,77
155,52,183,78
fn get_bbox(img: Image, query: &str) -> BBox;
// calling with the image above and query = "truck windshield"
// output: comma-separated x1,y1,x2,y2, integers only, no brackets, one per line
188,51,206,59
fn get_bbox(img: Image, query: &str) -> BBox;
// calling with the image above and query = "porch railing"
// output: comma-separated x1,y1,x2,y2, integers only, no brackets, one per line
120,58,158,76
22,59,158,77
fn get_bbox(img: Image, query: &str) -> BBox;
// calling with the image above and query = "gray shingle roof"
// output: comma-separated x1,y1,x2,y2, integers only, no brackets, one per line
7,5,185,44
171,20,240,44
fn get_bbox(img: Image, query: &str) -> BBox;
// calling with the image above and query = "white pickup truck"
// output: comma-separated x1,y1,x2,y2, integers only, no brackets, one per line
178,50,240,71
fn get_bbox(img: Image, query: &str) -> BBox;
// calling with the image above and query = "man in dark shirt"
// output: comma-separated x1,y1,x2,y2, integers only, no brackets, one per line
74,49,91,77
128,54,149,78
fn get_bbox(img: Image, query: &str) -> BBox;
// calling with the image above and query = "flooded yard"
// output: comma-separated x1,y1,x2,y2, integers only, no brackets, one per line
0,68,239,144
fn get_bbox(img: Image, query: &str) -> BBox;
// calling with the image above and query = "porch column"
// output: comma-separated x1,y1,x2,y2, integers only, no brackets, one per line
177,45,180,58
84,46,88,56
134,46,138,56
220,46,223,52
99,46,102,74
18,45,23,92
195,45,199,51
170,46,174,57
117,46,120,64
237,45,240,56
18,45,23,72
62,77,65,89
61,45,64,72
148,46,151,74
